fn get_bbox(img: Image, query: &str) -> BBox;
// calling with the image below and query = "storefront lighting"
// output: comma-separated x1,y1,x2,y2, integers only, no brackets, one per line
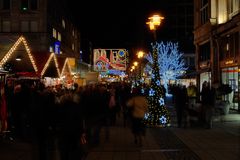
15,56,22,61
225,60,234,65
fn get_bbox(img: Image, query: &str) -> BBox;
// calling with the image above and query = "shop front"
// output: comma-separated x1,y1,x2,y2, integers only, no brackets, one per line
199,71,211,91
221,66,240,111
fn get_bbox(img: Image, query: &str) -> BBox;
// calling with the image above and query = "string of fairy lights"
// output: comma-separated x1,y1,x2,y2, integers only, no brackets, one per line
0,35,72,78
143,45,171,127
0,36,38,72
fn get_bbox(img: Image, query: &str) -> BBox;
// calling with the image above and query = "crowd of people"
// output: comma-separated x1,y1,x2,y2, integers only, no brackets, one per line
170,81,217,129
1,80,135,160
0,78,220,160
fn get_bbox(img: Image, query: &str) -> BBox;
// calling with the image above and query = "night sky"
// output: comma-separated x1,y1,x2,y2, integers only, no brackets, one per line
66,0,194,62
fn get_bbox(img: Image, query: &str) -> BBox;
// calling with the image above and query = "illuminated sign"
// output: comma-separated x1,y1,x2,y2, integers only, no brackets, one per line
93,49,127,71
225,60,234,65
54,41,60,54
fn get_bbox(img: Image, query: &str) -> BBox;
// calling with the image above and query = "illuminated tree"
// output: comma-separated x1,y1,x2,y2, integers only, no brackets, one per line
145,41,187,95
143,43,171,127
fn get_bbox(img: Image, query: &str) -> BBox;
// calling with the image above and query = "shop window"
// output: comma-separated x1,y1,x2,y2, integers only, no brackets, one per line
2,0,10,10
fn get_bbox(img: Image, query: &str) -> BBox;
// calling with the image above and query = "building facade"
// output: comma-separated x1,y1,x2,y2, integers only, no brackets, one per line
0,0,81,75
194,0,240,111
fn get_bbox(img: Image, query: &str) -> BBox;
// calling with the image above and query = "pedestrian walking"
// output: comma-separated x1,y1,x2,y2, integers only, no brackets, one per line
200,81,216,129
126,88,148,146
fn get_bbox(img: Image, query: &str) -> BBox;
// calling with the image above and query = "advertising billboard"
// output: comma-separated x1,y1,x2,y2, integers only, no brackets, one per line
93,49,127,72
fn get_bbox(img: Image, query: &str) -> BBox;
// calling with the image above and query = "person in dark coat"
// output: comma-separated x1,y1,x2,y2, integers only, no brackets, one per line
173,85,188,128
201,81,216,129
57,88,85,160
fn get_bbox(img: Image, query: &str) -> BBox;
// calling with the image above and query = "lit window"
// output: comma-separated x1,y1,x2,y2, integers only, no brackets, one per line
72,43,75,50
57,32,61,41
21,0,29,11
53,28,57,38
72,30,75,36
49,46,53,52
62,19,65,29
229,0,239,18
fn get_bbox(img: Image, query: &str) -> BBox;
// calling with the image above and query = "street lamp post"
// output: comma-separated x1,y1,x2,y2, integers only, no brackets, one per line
146,14,164,42
146,14,164,78
144,14,171,127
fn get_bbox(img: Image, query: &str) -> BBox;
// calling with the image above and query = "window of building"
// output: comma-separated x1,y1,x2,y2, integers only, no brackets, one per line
72,43,75,51
199,42,210,61
200,0,209,25
2,20,10,32
72,29,75,37
30,0,38,10
235,32,239,56
229,32,240,57
228,0,239,17
57,32,61,41
62,19,65,29
2,0,10,10
220,33,239,60
21,0,29,11
53,28,57,38
30,21,38,32
220,38,229,60
49,46,53,52
21,21,29,32
189,57,195,66
218,0,228,24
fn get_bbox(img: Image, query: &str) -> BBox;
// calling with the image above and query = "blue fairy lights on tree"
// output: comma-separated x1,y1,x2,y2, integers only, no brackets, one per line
145,41,187,95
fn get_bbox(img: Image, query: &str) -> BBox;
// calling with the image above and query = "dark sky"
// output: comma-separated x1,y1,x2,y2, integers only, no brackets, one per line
66,0,194,61
67,0,169,47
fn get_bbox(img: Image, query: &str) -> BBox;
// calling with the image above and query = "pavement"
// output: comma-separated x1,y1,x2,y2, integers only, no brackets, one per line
85,112,240,160
0,108,240,160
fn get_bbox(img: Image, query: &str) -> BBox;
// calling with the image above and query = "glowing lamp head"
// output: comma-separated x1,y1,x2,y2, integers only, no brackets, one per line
146,14,164,30
137,51,144,58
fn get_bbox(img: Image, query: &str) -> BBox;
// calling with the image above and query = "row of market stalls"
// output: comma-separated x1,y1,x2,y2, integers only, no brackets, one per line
0,35,75,87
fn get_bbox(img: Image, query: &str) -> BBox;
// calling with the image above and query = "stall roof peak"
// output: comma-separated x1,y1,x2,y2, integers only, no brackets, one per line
0,36,38,72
